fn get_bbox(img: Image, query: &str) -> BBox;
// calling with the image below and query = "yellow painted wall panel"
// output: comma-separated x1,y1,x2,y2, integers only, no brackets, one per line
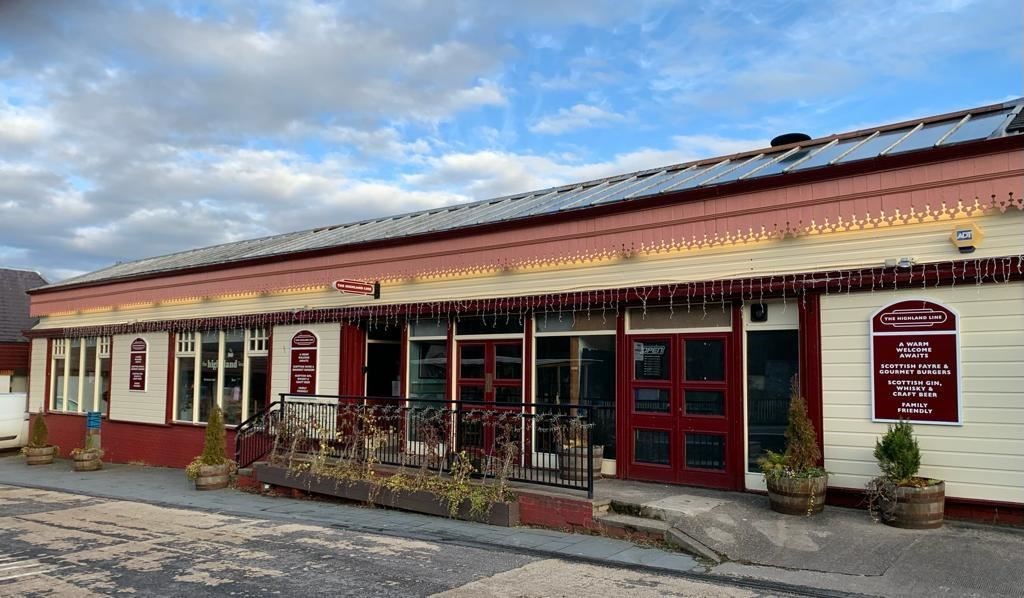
108,333,168,425
821,281,1024,504
28,339,47,413
270,324,341,398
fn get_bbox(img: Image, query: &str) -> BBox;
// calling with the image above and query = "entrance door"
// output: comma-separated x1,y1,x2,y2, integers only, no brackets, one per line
456,340,523,454
627,334,732,488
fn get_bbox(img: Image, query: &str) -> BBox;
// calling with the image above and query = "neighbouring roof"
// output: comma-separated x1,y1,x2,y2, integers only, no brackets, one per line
39,98,1024,292
0,269,47,342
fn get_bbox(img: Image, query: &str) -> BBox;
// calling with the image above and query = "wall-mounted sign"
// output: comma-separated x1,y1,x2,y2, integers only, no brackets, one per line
333,279,380,298
128,337,147,391
871,300,961,425
289,330,318,395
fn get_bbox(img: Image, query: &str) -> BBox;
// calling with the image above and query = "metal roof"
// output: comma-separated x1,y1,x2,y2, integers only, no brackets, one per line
41,99,1024,291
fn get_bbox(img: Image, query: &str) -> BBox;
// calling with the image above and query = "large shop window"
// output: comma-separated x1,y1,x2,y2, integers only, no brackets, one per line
50,337,111,414
746,329,799,471
174,329,268,426
408,319,448,403
535,313,616,459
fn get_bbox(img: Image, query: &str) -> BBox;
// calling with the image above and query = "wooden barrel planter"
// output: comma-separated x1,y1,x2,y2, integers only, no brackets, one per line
24,446,56,466
72,451,103,472
559,445,603,481
194,463,232,490
882,481,945,529
766,474,828,516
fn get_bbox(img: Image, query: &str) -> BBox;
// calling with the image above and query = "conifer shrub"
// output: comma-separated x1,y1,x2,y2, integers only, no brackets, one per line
28,413,49,448
186,406,231,480
758,378,825,480
873,420,921,486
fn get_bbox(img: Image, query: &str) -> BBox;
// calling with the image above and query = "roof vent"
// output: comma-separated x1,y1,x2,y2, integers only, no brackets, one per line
770,132,811,147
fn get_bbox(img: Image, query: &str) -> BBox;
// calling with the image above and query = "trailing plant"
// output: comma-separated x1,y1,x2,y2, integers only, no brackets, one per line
70,447,104,459
186,406,233,480
758,379,825,480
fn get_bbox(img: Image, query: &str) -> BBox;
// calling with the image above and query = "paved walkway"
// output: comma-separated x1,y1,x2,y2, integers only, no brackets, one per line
2,454,1022,597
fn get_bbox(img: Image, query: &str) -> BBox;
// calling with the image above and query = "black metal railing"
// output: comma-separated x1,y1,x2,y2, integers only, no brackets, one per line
235,394,595,497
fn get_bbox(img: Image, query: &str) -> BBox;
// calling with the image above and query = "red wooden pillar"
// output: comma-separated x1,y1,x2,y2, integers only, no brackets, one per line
339,324,366,396
798,291,825,462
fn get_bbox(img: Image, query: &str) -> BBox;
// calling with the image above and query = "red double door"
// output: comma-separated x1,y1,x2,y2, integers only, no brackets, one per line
625,333,736,489
456,340,523,452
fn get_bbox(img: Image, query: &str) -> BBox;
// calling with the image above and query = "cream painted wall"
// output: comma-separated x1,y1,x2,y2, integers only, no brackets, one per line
820,282,1024,504
109,332,169,425
28,338,47,413
270,324,341,399
32,211,1023,331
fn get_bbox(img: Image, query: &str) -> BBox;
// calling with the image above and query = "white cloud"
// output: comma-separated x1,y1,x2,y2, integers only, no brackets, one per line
529,104,626,135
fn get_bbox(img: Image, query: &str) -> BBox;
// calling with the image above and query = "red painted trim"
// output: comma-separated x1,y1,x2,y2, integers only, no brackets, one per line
165,334,175,424
265,328,274,404
28,135,1023,298
798,291,825,461
444,321,454,402
729,301,745,490
26,258,1024,340
105,336,113,419
523,312,534,463
399,322,408,399
615,310,628,480
0,342,30,371
339,324,366,396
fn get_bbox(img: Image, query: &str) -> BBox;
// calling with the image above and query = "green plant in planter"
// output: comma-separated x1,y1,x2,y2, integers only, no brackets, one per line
758,382,828,516
867,420,944,527
185,406,232,480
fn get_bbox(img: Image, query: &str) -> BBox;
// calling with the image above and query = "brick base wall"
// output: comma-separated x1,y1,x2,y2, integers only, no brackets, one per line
44,413,236,468
518,491,597,532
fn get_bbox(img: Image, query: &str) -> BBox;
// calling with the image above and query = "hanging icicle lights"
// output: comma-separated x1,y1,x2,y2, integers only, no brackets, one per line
31,255,1024,340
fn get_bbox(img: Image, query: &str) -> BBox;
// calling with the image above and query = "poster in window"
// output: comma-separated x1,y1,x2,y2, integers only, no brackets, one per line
871,300,961,425
289,330,318,395
128,337,147,391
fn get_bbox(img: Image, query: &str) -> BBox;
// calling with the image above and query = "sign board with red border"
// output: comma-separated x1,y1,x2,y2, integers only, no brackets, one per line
870,299,961,425
289,330,318,395
128,337,147,391
333,279,380,298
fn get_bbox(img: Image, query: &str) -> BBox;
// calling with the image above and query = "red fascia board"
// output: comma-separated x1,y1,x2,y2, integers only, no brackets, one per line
28,135,1024,298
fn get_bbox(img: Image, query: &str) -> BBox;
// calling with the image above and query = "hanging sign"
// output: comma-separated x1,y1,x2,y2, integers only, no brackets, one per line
289,330,318,395
128,337,147,391
333,279,380,298
871,300,961,425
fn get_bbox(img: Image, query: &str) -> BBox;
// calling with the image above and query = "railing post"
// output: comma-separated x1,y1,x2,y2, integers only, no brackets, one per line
586,405,594,499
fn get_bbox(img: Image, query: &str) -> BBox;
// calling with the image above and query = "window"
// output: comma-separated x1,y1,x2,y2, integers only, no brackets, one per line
408,319,448,403
746,330,799,471
50,337,112,414
174,328,268,426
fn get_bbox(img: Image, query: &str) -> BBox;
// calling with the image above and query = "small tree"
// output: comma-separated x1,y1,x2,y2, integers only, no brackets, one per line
186,406,230,479
873,420,920,485
28,414,49,448
784,396,821,473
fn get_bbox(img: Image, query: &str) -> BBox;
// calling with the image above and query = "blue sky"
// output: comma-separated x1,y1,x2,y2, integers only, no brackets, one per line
0,0,1020,281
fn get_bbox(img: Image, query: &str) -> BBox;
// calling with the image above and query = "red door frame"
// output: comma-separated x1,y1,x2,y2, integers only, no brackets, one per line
622,327,740,490
455,339,524,452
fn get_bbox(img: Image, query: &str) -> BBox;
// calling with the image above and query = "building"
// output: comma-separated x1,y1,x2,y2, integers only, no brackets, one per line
1,268,46,394
25,99,1024,518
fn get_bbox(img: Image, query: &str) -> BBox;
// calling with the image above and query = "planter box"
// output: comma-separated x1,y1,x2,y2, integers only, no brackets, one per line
766,474,827,516
24,446,56,466
254,464,519,527
882,481,945,529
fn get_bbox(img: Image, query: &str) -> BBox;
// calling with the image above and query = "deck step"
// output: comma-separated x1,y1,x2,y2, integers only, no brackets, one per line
594,513,670,535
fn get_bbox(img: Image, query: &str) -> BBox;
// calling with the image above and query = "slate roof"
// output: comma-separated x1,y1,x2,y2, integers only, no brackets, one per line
39,98,1024,292
0,269,47,342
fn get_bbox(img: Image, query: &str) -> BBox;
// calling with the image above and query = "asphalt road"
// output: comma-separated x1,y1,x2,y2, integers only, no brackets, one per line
0,485,797,597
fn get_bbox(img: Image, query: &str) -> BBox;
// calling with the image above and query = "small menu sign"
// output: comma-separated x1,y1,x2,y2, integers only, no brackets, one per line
290,330,318,395
633,341,669,380
129,337,147,391
871,300,961,425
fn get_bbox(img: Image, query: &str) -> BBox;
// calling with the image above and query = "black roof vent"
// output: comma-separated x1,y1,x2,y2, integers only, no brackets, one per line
770,132,811,147
1006,111,1024,133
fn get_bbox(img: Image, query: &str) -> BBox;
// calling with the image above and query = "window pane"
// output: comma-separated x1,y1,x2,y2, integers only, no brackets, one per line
83,339,97,412
222,329,245,425
629,306,731,330
685,433,725,470
52,358,65,411
459,344,485,379
176,356,196,421
633,340,670,380
495,344,522,380
685,339,725,381
98,357,111,414
67,339,81,412
685,390,724,416
535,312,615,333
634,388,670,413
410,318,448,338
634,429,670,465
456,315,523,335
459,385,484,403
199,333,219,423
247,356,269,416
409,340,447,402
747,330,799,471
495,385,521,404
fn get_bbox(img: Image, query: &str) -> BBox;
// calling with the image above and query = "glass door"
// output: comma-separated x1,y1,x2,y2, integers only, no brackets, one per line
456,340,523,457
627,334,733,488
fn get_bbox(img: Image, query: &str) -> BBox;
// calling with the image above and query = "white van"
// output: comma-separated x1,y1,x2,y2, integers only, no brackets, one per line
0,393,29,449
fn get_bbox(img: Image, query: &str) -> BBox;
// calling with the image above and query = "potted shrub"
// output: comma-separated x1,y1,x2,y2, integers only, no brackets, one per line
867,421,944,529
185,406,234,490
21,413,58,465
758,385,827,516
70,447,104,472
